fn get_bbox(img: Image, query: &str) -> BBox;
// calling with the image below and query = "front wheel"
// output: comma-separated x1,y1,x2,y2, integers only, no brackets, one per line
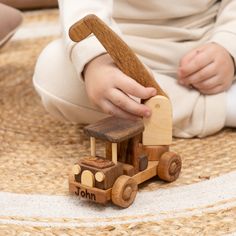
157,152,182,182
111,175,138,208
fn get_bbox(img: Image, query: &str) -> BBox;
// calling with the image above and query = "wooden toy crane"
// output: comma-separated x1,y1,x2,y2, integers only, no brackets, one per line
68,14,182,208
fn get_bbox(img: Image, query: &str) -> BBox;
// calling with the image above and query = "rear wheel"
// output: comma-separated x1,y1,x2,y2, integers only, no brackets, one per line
112,175,138,208
158,152,182,182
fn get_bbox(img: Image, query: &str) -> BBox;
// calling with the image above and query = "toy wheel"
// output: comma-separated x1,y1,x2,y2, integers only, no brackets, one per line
112,175,138,208
157,152,182,182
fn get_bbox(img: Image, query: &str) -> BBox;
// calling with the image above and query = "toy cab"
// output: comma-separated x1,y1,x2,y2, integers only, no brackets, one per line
69,116,182,208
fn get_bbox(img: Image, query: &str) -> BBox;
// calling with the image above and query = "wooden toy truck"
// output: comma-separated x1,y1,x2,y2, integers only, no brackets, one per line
68,15,182,208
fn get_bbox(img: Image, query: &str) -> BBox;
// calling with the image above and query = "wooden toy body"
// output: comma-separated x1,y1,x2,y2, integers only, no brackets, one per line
69,159,159,205
68,14,182,208
69,117,181,208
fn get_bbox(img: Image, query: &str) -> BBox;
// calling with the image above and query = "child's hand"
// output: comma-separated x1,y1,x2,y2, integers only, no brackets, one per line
83,53,157,120
178,43,235,94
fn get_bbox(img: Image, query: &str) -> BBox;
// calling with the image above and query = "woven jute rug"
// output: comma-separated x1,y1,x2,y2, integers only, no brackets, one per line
0,9,236,236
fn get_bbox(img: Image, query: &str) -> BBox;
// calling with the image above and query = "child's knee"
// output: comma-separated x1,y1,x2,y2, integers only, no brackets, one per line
40,94,69,122
33,39,74,97
39,91,108,124
33,39,108,123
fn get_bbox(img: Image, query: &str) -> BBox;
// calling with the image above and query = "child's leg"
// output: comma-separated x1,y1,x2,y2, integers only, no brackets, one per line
225,81,236,127
151,71,226,138
33,39,108,123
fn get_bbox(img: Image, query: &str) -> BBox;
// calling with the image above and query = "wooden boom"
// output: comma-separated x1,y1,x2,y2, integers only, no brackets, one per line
69,14,167,98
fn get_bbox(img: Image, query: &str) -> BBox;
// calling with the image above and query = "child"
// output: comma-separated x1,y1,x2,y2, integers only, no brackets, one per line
33,0,236,138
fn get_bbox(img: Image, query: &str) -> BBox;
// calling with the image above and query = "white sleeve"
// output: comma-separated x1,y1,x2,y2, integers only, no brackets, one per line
58,0,121,79
209,0,236,68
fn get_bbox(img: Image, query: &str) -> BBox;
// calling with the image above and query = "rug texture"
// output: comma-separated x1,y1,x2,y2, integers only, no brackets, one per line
0,9,236,236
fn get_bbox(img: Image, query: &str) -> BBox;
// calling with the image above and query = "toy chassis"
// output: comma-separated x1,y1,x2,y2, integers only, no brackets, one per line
68,14,182,208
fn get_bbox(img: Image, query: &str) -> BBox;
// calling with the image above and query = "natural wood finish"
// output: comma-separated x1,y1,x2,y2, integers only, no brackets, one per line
157,152,182,182
76,158,123,190
81,156,114,169
106,140,130,163
69,180,112,204
68,171,75,184
132,161,158,185
81,170,95,187
111,175,138,208
69,181,77,195
122,163,135,176
69,14,167,98
123,186,133,200
142,145,169,161
66,13,183,206
84,116,144,143
90,137,96,157
72,164,81,175
105,142,112,161
95,171,105,182
112,143,118,164
118,140,129,163
143,95,172,146
139,154,148,171
126,134,142,174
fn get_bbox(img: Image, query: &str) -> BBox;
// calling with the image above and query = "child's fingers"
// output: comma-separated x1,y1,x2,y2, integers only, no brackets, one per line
179,51,213,78
179,43,209,68
108,89,152,118
194,75,231,95
196,83,224,95
179,48,199,67
192,75,222,94
100,99,139,120
117,75,157,99
179,61,216,86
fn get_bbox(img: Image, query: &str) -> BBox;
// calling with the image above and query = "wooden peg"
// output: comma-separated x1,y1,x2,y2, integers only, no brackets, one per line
72,164,81,175
112,143,118,164
95,171,105,182
90,137,96,157
143,95,172,146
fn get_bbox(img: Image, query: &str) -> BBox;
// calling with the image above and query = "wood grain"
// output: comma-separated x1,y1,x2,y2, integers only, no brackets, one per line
132,161,158,185
69,14,167,97
142,145,169,161
143,95,172,145
111,175,138,208
81,170,95,187
76,158,123,190
81,156,114,169
84,116,144,143
69,181,112,204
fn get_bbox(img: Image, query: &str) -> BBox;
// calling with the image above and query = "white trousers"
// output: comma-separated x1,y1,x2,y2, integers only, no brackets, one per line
33,39,226,138
33,39,109,124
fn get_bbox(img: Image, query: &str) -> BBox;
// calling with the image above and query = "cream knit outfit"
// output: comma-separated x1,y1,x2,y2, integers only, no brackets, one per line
33,0,236,138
